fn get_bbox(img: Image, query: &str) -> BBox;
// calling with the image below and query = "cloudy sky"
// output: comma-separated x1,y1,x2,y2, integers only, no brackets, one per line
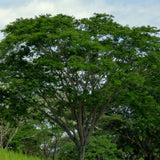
0,0,160,38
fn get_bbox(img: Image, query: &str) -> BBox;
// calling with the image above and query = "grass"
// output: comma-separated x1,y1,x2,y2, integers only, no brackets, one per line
0,149,40,160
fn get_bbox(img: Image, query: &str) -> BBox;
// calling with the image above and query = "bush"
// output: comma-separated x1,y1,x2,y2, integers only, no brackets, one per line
57,135,123,160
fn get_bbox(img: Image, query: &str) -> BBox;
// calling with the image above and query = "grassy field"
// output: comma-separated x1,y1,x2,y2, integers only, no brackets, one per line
0,149,40,160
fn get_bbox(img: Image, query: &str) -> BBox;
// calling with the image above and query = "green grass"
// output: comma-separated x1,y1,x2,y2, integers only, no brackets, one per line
0,149,40,160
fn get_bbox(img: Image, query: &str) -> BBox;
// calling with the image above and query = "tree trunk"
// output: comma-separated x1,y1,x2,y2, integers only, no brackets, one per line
5,126,19,149
53,153,55,160
144,153,155,160
78,145,86,160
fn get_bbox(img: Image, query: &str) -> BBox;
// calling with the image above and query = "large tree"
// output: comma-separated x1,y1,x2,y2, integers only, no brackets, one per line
0,13,160,160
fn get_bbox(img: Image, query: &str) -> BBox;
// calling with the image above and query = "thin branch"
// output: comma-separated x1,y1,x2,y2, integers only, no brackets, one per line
36,106,79,147
38,43,51,56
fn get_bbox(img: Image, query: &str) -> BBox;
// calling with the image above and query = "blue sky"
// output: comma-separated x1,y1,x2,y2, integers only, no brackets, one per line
0,0,32,7
0,0,160,37
0,0,158,7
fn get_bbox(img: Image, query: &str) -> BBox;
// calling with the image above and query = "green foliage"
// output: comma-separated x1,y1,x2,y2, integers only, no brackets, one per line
119,108,160,159
85,135,123,160
9,118,65,160
9,120,42,156
57,141,77,160
58,135,123,160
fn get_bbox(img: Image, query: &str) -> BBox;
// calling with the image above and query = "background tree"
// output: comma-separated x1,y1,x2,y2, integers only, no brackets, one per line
9,114,66,160
58,135,123,160
0,87,24,149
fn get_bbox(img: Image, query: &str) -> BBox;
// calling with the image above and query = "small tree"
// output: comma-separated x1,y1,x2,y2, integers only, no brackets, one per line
0,13,160,160
0,88,24,149
0,118,22,149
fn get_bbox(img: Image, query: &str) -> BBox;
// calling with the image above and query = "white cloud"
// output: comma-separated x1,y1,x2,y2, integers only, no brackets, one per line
0,0,55,28
0,0,160,31
110,2,160,27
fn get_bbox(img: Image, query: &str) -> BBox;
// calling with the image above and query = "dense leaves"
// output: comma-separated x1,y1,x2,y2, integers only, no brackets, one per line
58,135,123,160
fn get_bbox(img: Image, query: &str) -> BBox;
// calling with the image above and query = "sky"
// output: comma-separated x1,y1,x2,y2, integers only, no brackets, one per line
0,0,160,38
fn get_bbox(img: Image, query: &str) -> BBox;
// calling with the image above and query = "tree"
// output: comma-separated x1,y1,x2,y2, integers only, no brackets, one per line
0,13,160,160
10,118,66,160
0,118,23,149
0,88,24,149
34,119,67,160
113,104,160,160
